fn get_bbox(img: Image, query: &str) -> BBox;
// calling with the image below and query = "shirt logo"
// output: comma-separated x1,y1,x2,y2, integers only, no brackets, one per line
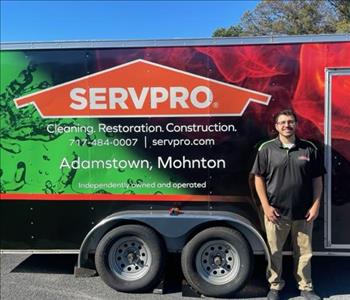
298,155,310,161
14,59,271,118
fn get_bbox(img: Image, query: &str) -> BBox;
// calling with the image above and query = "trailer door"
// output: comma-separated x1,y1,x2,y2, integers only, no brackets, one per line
325,68,350,249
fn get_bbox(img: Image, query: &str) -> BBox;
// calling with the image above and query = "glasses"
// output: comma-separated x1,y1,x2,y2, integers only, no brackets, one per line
276,120,296,126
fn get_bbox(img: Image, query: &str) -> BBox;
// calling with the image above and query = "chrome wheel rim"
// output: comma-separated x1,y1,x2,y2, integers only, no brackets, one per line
195,239,240,285
108,236,151,281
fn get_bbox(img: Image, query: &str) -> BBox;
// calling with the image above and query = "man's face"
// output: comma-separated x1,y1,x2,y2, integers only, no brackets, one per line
275,114,297,138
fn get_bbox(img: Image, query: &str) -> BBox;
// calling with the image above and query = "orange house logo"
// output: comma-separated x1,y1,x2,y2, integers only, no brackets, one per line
14,59,271,118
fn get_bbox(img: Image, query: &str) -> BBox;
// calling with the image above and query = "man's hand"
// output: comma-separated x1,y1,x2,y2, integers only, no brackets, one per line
305,201,320,223
254,175,280,224
263,204,280,224
305,177,323,223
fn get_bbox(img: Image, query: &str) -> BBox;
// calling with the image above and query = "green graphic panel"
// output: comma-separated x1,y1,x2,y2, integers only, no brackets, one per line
0,51,188,195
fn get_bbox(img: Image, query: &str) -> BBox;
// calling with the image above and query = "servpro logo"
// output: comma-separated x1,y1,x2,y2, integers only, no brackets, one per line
14,59,271,118
69,86,213,110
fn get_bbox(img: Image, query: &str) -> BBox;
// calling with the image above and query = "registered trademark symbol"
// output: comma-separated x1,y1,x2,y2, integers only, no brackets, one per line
213,102,219,108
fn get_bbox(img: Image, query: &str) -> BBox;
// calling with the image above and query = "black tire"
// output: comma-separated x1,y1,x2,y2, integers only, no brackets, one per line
181,226,253,298
95,224,165,293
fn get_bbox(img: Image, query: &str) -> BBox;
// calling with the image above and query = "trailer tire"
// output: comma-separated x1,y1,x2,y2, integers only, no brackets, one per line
181,226,252,298
95,224,165,292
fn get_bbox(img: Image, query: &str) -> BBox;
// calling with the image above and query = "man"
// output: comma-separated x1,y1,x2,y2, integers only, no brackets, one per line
251,109,325,300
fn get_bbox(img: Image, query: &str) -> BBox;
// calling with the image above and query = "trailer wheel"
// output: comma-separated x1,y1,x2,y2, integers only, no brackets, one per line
95,225,165,292
181,226,252,298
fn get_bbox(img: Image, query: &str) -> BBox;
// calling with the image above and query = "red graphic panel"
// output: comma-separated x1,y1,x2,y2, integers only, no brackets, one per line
332,74,350,161
293,43,350,141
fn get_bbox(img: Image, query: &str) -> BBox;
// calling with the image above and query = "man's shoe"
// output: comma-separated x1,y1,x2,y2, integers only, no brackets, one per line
300,290,321,300
267,289,280,300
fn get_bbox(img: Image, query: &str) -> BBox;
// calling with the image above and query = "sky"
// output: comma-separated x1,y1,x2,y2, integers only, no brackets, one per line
1,0,259,42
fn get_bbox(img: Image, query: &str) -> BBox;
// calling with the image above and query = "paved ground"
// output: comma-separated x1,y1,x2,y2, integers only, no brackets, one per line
1,254,349,300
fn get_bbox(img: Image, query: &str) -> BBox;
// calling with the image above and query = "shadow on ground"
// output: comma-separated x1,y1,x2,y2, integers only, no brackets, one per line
265,256,350,300
11,254,77,275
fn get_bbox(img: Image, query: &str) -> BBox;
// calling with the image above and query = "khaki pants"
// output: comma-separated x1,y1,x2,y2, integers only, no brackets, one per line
264,216,314,291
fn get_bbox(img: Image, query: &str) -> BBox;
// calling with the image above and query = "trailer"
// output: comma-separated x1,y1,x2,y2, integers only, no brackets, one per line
1,34,350,298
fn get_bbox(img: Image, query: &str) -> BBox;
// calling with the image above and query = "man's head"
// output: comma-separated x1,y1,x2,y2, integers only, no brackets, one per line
274,109,297,139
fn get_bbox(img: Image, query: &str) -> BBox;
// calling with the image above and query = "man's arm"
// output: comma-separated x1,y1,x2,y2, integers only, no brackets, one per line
255,175,280,224
305,176,323,223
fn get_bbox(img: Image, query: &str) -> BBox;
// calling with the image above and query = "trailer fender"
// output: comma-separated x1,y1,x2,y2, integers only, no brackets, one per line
76,210,270,274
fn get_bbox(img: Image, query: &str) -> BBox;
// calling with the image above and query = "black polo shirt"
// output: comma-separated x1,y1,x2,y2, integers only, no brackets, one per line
251,137,326,220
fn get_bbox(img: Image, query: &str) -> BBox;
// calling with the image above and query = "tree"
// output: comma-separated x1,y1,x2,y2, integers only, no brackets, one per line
213,25,244,37
329,0,350,32
213,0,350,37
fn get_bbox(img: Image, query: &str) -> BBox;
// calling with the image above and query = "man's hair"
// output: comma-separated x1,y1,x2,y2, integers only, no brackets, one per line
274,109,298,123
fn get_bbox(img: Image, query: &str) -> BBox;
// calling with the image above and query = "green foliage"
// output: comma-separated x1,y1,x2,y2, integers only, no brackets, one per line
213,25,244,37
329,0,350,31
329,0,350,21
213,0,350,37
